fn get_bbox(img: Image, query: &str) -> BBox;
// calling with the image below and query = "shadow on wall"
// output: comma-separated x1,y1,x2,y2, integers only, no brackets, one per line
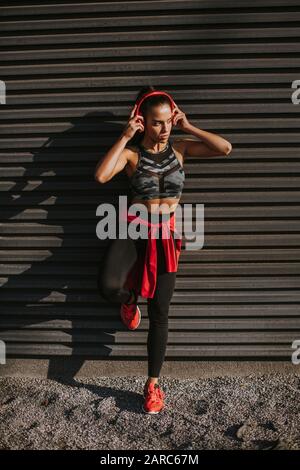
0,110,138,382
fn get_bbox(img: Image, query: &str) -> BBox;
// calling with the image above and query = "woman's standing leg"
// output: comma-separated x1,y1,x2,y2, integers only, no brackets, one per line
145,232,177,391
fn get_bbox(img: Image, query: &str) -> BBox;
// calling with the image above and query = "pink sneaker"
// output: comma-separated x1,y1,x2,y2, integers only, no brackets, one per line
120,291,141,330
142,383,165,414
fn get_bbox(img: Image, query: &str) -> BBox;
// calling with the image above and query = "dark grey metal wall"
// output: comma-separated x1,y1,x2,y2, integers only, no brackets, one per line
1,0,300,363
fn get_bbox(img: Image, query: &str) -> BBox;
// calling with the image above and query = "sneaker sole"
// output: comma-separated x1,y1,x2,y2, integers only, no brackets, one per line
141,404,161,414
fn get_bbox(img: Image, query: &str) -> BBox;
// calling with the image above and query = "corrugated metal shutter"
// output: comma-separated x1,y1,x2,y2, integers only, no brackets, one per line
1,0,300,363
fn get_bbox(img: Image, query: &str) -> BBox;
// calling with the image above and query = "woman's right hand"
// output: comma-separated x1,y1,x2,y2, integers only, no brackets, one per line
121,104,145,140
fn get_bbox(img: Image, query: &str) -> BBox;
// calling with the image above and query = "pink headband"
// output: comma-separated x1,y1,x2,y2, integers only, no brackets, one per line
134,90,176,117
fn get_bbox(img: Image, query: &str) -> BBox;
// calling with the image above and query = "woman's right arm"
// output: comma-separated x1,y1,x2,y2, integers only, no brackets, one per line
94,104,144,184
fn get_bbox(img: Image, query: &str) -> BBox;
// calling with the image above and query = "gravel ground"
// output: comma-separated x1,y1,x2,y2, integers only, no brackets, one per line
0,373,299,450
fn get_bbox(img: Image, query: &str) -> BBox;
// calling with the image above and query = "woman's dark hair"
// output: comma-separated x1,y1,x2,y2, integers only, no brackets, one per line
126,85,173,147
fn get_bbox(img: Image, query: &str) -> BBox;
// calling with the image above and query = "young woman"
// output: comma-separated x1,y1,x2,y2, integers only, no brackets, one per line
95,86,232,414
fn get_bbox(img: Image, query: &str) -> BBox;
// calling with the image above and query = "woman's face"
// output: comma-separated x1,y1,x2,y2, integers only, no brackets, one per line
144,104,173,142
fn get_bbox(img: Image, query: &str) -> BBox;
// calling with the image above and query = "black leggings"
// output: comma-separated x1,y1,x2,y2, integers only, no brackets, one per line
97,213,177,378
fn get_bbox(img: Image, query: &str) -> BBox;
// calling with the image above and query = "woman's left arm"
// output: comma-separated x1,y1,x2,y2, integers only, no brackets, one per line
172,105,232,158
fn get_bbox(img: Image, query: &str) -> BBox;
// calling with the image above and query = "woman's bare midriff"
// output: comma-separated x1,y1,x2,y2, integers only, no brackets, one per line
125,141,184,215
130,197,180,214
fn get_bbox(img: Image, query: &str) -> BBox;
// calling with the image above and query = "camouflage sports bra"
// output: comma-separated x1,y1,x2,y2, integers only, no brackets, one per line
127,140,185,200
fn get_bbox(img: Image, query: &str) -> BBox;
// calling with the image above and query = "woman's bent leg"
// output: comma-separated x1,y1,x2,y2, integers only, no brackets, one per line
97,237,140,305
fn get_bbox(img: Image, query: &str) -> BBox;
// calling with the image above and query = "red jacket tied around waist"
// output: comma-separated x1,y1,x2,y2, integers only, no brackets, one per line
120,209,182,299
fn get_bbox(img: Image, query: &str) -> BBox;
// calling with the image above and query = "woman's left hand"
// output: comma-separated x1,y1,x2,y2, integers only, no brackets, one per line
172,105,191,131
